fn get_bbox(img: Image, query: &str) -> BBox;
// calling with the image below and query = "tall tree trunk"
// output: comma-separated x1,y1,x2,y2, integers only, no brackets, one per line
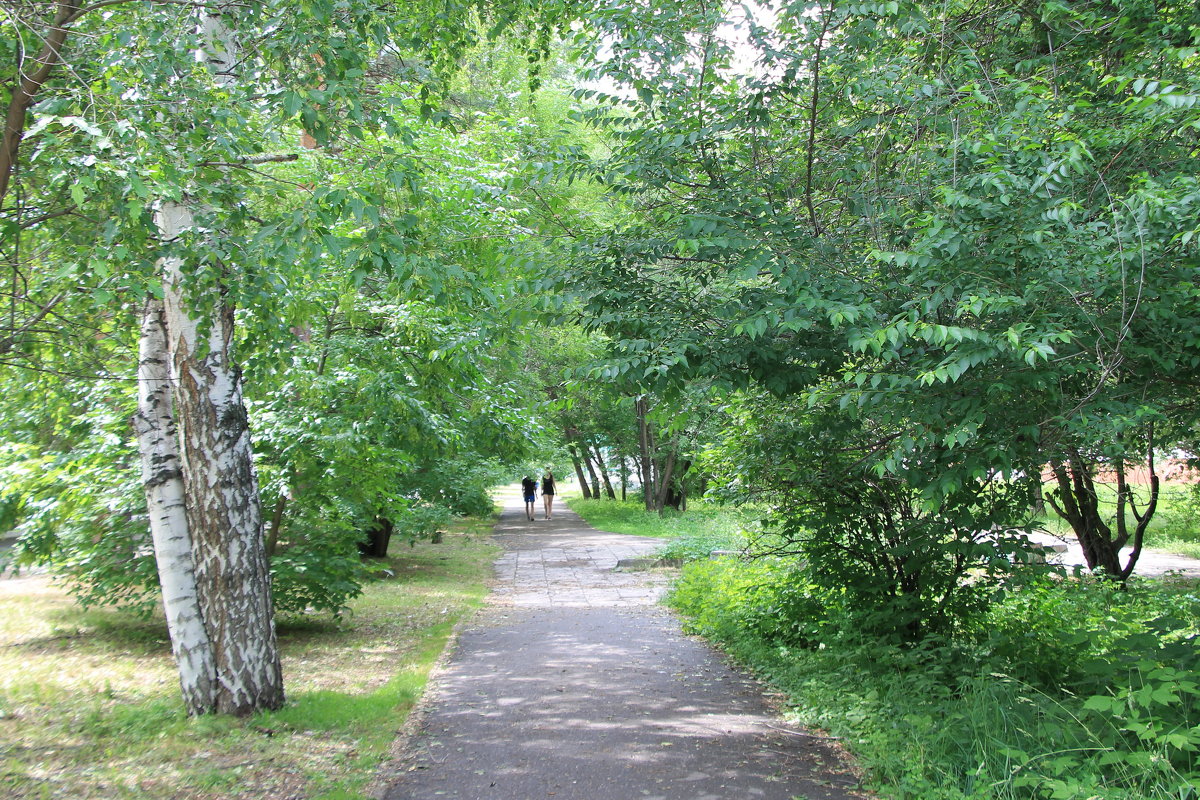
0,1,79,206
137,4,282,715
158,200,285,715
636,397,655,511
567,442,591,500
579,440,602,499
133,296,217,716
265,494,286,557
665,458,690,511
654,446,678,514
590,442,617,499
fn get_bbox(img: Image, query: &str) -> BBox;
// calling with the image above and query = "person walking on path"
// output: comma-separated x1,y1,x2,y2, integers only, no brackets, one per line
540,469,556,520
520,476,538,521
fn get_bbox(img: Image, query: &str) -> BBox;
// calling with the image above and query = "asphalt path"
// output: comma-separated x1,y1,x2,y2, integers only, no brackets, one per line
376,490,864,800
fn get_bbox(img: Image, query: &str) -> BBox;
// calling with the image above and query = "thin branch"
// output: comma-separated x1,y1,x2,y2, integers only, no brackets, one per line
0,291,68,356
804,3,833,236
67,0,247,23
198,153,301,167
763,723,842,741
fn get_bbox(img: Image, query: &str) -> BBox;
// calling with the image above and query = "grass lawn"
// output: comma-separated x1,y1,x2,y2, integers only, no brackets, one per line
565,493,759,555
1034,482,1200,559
0,514,498,800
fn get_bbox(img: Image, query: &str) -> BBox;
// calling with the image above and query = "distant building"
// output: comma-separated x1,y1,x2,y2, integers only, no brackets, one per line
1040,457,1199,486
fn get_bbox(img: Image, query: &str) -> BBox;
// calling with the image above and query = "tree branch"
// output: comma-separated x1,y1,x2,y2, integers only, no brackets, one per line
1,0,80,206
198,153,300,167
0,291,68,356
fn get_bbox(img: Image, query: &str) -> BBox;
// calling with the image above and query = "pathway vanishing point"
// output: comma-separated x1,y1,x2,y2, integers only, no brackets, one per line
375,489,865,800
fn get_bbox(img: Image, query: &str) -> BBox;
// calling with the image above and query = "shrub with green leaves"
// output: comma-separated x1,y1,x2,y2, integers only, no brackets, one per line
700,399,1044,642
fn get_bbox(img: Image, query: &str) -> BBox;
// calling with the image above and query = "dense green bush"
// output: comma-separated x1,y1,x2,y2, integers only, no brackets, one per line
393,504,453,542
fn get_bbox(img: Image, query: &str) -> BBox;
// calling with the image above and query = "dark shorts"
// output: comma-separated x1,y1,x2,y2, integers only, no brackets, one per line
524,494,536,502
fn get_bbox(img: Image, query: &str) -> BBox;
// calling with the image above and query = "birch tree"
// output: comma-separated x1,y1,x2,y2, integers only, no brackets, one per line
134,294,216,715
136,4,283,716
4,0,585,713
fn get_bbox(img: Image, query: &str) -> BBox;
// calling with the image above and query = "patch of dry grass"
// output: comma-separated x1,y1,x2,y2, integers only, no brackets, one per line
0,516,498,800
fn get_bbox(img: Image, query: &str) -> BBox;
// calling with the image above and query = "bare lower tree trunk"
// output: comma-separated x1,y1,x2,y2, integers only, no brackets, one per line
265,494,286,556
590,442,617,499
1046,440,1160,584
636,397,655,511
1114,451,1159,583
155,200,284,716
654,446,678,514
568,442,591,500
134,296,216,716
579,441,602,499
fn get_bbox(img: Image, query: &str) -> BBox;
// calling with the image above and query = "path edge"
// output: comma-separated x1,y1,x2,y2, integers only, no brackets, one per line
363,510,508,799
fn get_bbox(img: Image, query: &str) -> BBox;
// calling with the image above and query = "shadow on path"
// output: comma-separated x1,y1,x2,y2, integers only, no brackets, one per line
377,489,865,800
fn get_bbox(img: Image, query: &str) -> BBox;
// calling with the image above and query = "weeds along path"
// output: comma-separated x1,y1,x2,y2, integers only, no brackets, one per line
375,489,864,800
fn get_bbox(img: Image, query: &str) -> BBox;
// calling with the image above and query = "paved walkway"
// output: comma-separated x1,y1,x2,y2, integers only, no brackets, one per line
1025,530,1200,577
377,491,863,800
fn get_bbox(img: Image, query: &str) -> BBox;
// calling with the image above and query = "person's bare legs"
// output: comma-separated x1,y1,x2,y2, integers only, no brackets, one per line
524,498,535,521
543,493,554,520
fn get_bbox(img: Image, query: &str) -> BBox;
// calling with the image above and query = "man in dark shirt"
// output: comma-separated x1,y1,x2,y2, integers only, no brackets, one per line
521,476,538,521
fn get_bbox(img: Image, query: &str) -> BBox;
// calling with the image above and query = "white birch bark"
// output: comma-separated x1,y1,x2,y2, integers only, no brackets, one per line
158,202,283,713
134,2,284,715
134,295,217,715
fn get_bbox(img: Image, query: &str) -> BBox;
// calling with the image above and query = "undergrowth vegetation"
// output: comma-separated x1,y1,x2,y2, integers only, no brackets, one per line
0,516,498,800
671,556,1200,800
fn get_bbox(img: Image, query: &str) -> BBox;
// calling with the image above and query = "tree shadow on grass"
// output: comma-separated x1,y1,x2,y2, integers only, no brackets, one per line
7,605,172,656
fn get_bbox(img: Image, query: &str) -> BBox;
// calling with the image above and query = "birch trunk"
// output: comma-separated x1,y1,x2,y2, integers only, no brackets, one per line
134,296,217,716
158,200,284,715
136,4,283,715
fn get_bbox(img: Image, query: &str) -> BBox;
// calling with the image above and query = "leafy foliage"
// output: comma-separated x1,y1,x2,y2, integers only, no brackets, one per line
0,3,586,615
671,557,1200,799
563,0,1200,612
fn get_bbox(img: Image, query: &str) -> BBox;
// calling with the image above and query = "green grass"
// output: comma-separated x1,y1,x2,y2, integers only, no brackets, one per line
566,495,760,559
0,512,499,800
1146,534,1200,560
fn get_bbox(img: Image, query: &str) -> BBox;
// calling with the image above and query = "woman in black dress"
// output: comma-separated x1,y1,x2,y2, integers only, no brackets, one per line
541,470,556,520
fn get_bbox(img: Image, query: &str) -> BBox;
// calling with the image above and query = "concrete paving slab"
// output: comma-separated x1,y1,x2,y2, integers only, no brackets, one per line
377,492,865,800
